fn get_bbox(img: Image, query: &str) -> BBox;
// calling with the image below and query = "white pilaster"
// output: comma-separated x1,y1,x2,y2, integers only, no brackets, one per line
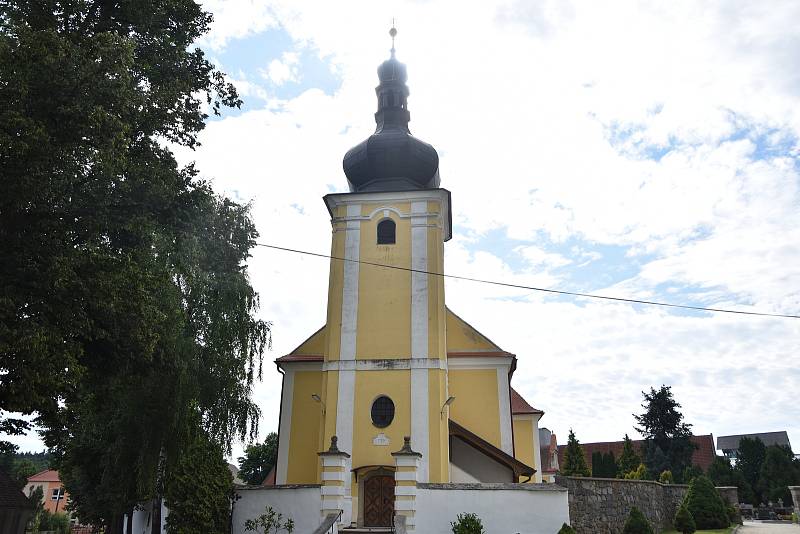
340,203,361,362
497,368,513,455
410,200,430,482
275,369,294,484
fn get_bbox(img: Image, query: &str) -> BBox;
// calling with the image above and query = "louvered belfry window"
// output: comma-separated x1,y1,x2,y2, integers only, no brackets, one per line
377,219,396,245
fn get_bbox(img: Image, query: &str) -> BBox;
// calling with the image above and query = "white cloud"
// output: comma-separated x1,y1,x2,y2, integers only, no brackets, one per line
12,1,800,458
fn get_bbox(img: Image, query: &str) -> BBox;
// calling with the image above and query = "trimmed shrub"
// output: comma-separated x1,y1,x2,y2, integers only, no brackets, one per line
673,503,696,534
683,475,730,529
557,524,576,534
659,470,674,484
624,463,648,480
451,512,485,534
622,506,654,534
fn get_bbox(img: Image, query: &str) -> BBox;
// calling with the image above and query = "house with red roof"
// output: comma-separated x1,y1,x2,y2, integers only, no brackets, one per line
24,470,69,515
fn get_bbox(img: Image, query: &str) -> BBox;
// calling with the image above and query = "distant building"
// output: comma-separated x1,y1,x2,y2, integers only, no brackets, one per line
24,470,68,515
716,431,792,460
0,469,34,534
557,435,717,474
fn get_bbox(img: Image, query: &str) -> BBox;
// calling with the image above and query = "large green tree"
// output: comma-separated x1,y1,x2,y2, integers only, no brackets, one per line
736,437,766,504
634,385,696,482
617,434,642,477
238,432,279,486
561,429,591,477
707,456,753,504
758,445,799,506
0,0,269,530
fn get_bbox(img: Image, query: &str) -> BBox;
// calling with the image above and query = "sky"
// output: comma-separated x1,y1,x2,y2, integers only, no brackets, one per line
7,0,800,462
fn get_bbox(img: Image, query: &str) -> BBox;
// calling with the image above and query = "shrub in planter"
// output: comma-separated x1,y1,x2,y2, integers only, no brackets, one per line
622,506,654,534
557,523,576,534
683,475,729,529
451,512,485,534
673,503,696,534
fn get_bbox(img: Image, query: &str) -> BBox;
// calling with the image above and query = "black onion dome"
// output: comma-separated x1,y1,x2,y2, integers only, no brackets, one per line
343,50,440,192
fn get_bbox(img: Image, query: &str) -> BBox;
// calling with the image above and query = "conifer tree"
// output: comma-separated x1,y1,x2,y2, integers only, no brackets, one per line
684,475,730,529
622,506,654,534
674,502,696,534
618,434,641,477
561,429,591,477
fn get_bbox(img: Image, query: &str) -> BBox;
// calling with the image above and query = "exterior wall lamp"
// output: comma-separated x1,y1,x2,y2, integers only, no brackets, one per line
311,393,326,415
440,396,456,418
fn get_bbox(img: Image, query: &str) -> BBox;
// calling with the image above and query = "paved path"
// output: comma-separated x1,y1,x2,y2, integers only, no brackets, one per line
740,521,800,533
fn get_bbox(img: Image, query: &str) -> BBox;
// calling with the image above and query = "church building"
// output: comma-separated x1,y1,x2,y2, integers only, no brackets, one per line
271,32,548,530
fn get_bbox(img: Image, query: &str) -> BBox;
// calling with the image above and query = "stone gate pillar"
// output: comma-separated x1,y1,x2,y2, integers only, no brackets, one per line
789,486,800,515
715,486,739,507
319,436,351,526
392,436,422,533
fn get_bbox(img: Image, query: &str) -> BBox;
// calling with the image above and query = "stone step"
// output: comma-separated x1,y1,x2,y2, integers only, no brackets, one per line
340,528,393,534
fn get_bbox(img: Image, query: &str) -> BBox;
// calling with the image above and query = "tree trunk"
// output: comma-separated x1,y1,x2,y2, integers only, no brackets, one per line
126,508,133,534
151,497,162,534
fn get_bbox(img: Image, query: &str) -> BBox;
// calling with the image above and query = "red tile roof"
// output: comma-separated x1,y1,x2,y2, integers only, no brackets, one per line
556,435,717,473
27,470,60,483
0,470,34,509
510,388,544,415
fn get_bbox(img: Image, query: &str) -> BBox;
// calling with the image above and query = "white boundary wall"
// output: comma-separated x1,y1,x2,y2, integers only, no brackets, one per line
232,485,322,534
415,483,569,534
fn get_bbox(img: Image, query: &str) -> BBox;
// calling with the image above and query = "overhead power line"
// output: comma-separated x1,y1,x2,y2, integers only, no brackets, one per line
255,243,800,320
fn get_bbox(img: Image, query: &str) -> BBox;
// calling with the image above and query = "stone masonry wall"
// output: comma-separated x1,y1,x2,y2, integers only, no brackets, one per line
555,476,688,534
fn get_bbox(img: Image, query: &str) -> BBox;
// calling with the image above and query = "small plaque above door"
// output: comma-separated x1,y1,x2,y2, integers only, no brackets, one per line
372,433,390,446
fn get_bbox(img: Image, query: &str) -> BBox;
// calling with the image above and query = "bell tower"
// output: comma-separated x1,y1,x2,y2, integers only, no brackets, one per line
320,26,452,514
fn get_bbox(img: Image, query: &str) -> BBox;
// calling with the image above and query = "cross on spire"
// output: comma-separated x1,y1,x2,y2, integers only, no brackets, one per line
390,20,397,58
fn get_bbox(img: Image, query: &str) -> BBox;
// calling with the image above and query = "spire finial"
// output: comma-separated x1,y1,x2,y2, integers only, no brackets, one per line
389,19,397,58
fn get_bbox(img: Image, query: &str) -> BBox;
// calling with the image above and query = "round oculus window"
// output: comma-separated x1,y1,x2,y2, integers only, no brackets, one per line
370,395,395,428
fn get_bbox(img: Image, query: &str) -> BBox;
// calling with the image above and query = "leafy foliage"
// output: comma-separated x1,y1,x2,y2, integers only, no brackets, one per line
618,434,642,478
758,444,799,506
244,506,295,534
590,451,617,478
624,463,648,480
0,0,268,528
164,426,234,534
683,475,730,529
561,429,591,477
634,386,696,482
659,470,674,484
238,432,278,485
39,509,71,534
673,502,696,534
622,506,654,534
557,523,576,534
707,456,753,504
735,436,766,503
450,512,485,534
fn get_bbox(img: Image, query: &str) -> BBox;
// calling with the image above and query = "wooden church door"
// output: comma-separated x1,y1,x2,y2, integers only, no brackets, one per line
363,475,395,527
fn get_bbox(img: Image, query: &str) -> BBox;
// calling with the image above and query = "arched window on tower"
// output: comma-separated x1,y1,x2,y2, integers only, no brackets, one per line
377,219,396,245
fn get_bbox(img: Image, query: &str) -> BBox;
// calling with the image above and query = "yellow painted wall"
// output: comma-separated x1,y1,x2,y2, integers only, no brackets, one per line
290,326,326,355
446,310,501,352
286,370,323,483
513,416,534,472
447,369,501,447
324,209,346,361
428,369,450,482
356,207,411,359
352,370,410,466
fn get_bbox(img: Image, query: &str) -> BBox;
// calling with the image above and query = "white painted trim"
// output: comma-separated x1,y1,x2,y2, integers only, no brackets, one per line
497,368,513,455
323,358,447,371
325,189,451,240
275,370,294,485
411,200,428,360
394,500,416,512
335,369,355,492
410,368,429,482
321,486,345,496
446,357,514,370
339,203,360,362
394,456,421,468
275,361,323,371
395,486,417,496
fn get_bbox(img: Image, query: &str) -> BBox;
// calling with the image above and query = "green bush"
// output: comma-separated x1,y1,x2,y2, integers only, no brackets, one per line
451,512,485,534
727,505,742,525
38,509,71,534
624,463,648,480
622,506,654,534
673,503,696,534
683,475,729,529
557,523,576,534
659,470,674,484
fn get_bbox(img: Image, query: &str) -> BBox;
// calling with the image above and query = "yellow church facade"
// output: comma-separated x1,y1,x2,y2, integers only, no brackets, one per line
267,33,557,531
